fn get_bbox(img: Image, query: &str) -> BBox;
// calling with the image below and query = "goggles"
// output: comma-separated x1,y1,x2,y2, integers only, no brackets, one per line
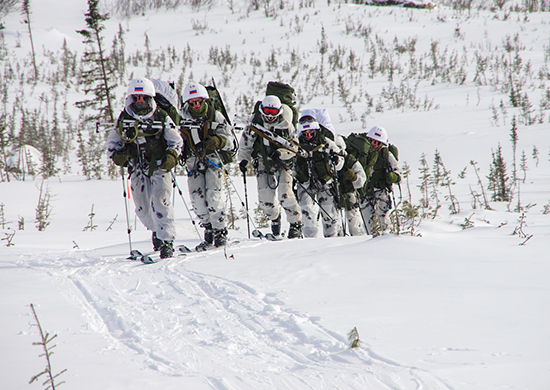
262,106,280,116
298,115,316,124
133,94,150,102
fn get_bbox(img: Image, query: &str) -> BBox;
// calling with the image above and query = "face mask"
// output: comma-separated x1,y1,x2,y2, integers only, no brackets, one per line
189,100,208,119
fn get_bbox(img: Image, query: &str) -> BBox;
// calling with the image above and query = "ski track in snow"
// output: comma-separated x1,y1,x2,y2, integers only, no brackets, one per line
17,243,454,390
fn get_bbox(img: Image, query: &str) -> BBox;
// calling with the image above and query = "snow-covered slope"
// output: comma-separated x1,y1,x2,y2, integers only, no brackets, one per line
1,1,550,389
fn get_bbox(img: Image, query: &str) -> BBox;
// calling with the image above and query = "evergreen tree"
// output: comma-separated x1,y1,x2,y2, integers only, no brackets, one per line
21,0,38,80
76,0,117,122
487,144,511,202
510,115,518,183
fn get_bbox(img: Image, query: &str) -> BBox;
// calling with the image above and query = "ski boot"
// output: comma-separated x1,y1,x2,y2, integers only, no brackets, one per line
288,221,303,239
152,232,163,251
271,215,282,236
213,228,228,247
203,222,214,245
160,241,174,259
195,223,214,251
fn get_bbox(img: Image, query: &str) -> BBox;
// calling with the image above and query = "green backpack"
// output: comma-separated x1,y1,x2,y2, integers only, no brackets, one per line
252,81,299,127
346,133,398,159
345,132,399,173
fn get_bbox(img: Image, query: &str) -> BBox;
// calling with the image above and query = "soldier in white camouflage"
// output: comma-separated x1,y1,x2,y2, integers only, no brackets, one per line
106,78,183,259
179,82,236,249
238,95,303,238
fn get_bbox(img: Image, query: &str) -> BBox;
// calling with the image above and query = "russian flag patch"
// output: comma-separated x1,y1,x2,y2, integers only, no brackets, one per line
134,86,143,92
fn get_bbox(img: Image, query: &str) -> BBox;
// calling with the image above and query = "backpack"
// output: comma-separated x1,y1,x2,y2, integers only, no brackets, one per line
149,78,180,125
345,133,371,158
345,132,399,172
266,81,299,126
252,81,299,127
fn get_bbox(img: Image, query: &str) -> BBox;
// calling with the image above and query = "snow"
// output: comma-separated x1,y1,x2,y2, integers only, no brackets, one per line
1,1,550,389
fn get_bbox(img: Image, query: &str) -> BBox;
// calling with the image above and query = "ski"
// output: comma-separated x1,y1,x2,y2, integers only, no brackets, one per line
129,244,192,264
141,251,187,264
252,229,283,241
194,240,241,252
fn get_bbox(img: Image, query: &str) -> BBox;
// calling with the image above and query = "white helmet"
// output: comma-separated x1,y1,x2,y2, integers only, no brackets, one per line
297,119,320,135
127,78,155,98
297,119,320,140
367,126,388,146
182,82,209,103
260,95,283,123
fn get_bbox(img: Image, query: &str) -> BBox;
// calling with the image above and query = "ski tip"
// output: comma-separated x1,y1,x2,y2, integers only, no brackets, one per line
178,245,192,253
252,229,264,238
128,249,143,260
141,256,156,264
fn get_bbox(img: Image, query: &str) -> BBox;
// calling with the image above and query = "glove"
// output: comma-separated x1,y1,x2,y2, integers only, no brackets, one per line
203,135,225,150
277,148,294,161
160,149,178,170
112,151,129,167
341,168,357,182
386,172,399,184
239,160,248,174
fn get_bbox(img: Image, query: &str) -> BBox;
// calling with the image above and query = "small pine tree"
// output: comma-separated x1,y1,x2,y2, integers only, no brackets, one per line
417,153,430,213
435,151,460,215
35,181,52,231
487,144,511,202
29,304,67,389
520,150,528,183
510,115,518,183
75,0,117,123
469,160,492,210
532,145,539,167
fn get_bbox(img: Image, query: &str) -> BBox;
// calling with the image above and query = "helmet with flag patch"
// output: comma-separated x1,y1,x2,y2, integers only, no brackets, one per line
297,118,320,141
260,95,283,123
366,126,388,146
182,82,209,103
127,78,155,98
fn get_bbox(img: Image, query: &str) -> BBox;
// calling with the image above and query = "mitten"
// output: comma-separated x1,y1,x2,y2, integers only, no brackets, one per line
386,172,399,184
112,151,129,167
341,168,358,182
204,135,225,150
160,149,178,170
239,160,248,174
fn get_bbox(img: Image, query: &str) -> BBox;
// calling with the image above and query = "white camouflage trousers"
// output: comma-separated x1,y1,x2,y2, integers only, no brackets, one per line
256,164,301,224
344,191,365,236
360,188,392,235
130,169,176,242
187,163,227,230
297,182,342,238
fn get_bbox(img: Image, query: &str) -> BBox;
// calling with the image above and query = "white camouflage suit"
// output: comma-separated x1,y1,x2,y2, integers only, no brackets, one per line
295,137,345,238
180,106,235,231
334,136,367,236
361,151,401,235
238,105,302,226
106,97,183,242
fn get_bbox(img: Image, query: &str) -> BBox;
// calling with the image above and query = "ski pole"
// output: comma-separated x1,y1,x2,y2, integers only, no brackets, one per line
242,170,251,239
171,171,202,239
120,167,133,256
294,178,338,224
